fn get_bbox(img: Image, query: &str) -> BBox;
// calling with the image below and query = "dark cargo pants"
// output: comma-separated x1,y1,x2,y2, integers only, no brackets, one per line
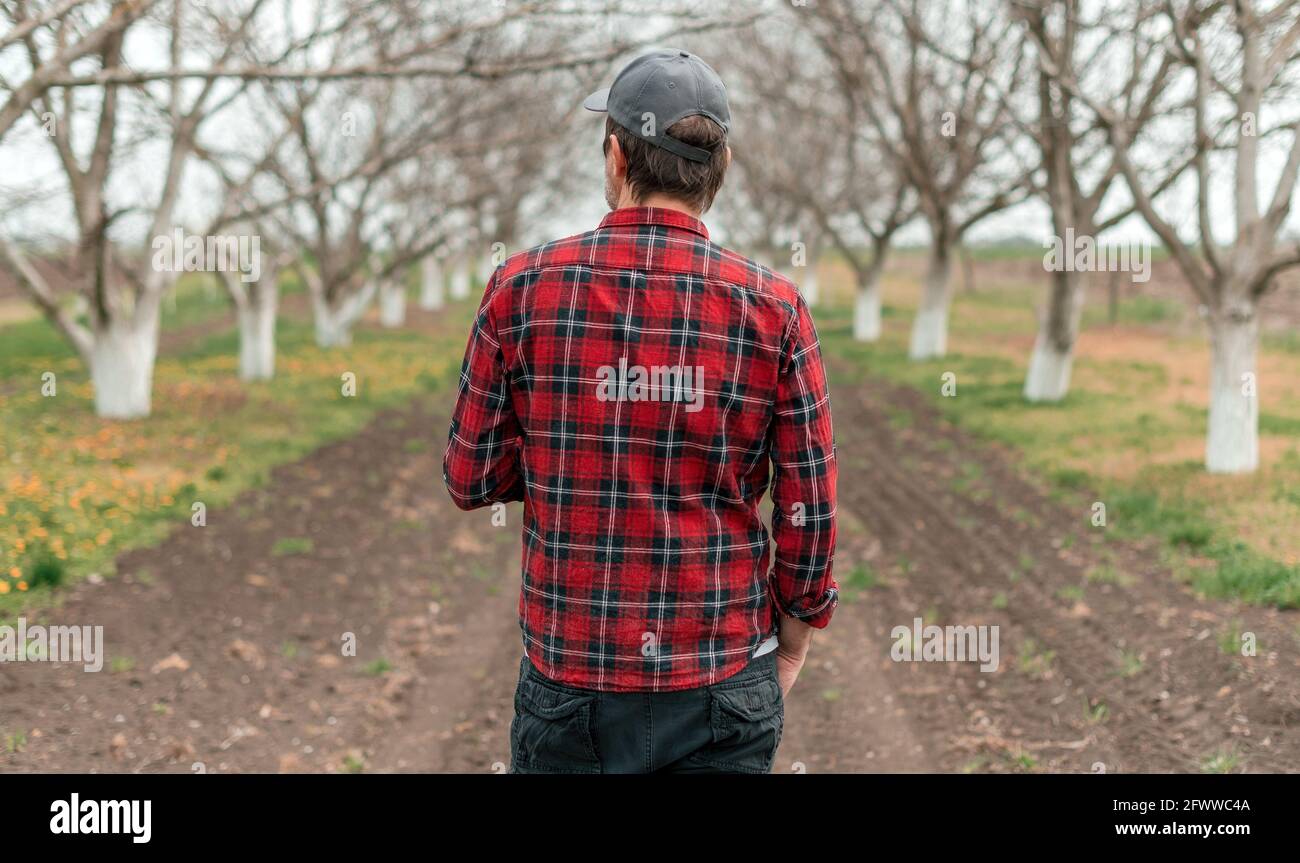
509,651,784,774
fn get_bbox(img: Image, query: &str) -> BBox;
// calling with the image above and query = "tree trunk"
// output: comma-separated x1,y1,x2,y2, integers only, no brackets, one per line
379,278,406,328
450,258,471,300
1023,333,1074,402
419,255,445,310
909,243,953,359
1205,304,1259,473
312,280,376,348
1024,268,1084,402
852,268,882,342
314,310,351,348
800,253,820,307
960,245,976,294
90,317,158,419
237,281,278,381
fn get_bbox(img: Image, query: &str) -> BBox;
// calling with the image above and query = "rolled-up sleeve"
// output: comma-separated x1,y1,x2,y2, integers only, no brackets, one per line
442,275,524,510
767,294,838,627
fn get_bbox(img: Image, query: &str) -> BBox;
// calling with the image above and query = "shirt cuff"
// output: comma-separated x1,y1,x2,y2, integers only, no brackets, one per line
769,582,839,629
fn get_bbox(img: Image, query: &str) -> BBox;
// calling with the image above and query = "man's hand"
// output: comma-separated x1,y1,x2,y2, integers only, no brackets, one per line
775,647,806,697
775,616,815,697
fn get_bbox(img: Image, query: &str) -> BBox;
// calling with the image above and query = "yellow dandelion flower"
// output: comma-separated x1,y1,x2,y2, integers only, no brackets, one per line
0,582,9,595
17,581,28,591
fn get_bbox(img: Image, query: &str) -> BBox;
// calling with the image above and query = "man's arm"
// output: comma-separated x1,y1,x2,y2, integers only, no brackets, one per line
769,292,838,693
442,274,525,510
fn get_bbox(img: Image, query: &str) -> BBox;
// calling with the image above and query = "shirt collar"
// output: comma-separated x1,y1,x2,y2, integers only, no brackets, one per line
598,206,710,241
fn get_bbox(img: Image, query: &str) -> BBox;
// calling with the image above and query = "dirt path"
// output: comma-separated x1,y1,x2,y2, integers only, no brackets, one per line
806,361,1300,773
3,354,1296,774
0,391,524,774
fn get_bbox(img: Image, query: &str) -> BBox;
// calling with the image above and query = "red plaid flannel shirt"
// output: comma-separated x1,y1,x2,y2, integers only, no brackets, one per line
443,207,838,692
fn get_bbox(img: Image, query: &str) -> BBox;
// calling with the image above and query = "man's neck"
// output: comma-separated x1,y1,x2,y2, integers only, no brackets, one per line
617,192,701,220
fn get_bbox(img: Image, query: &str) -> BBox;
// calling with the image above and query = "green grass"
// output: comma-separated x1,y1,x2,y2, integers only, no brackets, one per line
1085,563,1133,587
1057,584,1085,602
1115,648,1144,678
1217,621,1245,656
5,730,27,754
271,537,314,557
1080,293,1180,327
1104,488,1300,606
1084,699,1110,725
1199,747,1240,774
1017,638,1056,678
840,563,879,602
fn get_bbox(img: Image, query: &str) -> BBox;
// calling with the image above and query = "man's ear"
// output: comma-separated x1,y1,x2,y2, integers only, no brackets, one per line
724,144,733,170
607,133,626,177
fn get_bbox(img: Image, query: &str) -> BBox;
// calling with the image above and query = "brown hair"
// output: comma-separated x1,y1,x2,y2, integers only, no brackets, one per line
604,114,729,213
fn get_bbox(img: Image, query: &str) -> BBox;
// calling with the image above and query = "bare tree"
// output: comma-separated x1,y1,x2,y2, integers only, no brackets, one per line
717,19,828,309
0,0,158,142
264,69,500,346
194,90,302,380
806,0,1034,359
1,0,268,417
1,0,734,412
1016,0,1186,402
1054,0,1300,472
723,12,917,338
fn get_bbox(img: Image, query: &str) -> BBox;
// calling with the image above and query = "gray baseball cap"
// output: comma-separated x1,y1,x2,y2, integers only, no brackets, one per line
583,49,730,164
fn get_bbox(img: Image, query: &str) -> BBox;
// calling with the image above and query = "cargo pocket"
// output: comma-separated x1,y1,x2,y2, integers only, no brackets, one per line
690,674,784,774
510,671,601,774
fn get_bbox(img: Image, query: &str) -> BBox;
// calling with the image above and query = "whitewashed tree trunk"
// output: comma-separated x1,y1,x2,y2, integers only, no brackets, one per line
909,244,953,359
853,270,882,342
1023,333,1074,402
379,278,407,328
450,258,471,300
314,309,349,348
1024,269,1084,402
476,250,494,288
419,255,445,310
1205,305,1259,474
236,281,278,381
4,235,164,418
800,258,820,307
90,315,158,419
312,279,377,348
